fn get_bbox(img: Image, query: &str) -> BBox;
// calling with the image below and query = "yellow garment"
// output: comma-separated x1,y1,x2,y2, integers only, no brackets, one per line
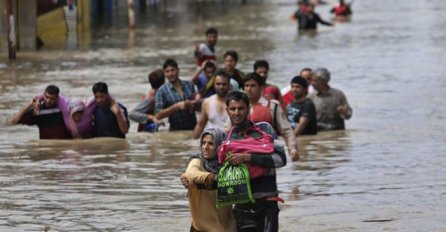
185,158,236,232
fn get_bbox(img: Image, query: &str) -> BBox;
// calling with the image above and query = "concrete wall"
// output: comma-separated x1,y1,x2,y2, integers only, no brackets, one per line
0,0,6,51
17,0,37,50
0,0,37,52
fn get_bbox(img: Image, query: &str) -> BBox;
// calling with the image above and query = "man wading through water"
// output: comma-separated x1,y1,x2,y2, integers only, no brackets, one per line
182,91,287,232
224,91,286,232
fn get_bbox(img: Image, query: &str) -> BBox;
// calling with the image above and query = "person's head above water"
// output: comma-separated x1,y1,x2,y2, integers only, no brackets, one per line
205,27,218,47
68,99,85,123
92,82,109,107
148,69,165,90
311,67,331,91
253,60,270,81
200,128,225,160
226,91,250,127
43,85,60,108
163,58,180,84
313,67,331,83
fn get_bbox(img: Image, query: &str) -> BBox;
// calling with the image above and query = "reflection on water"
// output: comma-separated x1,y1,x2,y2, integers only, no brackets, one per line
281,130,351,203
1,0,446,231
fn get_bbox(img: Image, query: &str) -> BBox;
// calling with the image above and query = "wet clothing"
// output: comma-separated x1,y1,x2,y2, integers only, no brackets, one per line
93,103,129,138
331,4,352,16
287,98,318,135
185,158,237,232
207,95,229,130
228,121,286,232
233,198,279,232
57,96,95,138
228,121,286,199
283,85,316,107
155,79,197,131
195,43,217,67
250,100,273,128
294,10,333,30
248,97,298,153
18,101,71,139
308,87,352,130
185,128,236,232
129,98,157,132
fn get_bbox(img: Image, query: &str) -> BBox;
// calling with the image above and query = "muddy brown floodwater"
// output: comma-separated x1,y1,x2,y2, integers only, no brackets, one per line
1,0,446,231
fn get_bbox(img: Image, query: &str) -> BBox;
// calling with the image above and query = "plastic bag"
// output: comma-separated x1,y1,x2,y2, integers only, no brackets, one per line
216,160,254,208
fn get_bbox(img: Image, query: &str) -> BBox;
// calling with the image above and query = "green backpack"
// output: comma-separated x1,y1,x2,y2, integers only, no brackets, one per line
216,161,255,208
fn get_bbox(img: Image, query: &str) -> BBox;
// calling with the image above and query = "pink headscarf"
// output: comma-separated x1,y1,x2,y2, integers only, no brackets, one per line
57,96,96,138
68,99,85,116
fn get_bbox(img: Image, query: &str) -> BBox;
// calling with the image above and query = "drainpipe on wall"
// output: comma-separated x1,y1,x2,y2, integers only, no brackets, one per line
5,0,16,59
127,0,136,29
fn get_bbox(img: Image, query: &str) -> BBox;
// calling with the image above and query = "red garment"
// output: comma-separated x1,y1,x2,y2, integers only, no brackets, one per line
334,5,349,16
283,91,294,106
263,85,286,111
249,101,273,125
263,86,281,102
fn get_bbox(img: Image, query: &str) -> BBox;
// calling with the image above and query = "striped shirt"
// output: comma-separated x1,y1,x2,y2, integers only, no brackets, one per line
19,101,72,139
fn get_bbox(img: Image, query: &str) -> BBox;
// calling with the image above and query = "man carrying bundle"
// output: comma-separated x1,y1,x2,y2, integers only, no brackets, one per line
223,91,286,232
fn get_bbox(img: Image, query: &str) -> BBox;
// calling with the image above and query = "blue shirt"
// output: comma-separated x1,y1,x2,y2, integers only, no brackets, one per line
155,79,197,131
93,103,129,138
197,73,215,97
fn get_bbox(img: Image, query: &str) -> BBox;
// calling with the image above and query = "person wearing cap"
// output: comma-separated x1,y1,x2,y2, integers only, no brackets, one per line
283,67,315,107
308,68,352,130
287,76,318,136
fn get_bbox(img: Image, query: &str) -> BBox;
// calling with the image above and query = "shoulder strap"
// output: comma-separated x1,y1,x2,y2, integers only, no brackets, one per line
226,127,235,140
245,121,270,138
270,101,278,131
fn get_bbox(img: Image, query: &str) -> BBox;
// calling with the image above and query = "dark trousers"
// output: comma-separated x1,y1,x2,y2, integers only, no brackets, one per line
233,199,279,232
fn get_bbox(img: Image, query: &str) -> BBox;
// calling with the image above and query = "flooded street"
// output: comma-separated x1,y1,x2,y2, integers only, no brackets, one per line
1,0,446,231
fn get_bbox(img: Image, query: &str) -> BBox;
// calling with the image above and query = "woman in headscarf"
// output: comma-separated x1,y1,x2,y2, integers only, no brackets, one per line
263,85,287,113
66,99,95,138
184,128,236,232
